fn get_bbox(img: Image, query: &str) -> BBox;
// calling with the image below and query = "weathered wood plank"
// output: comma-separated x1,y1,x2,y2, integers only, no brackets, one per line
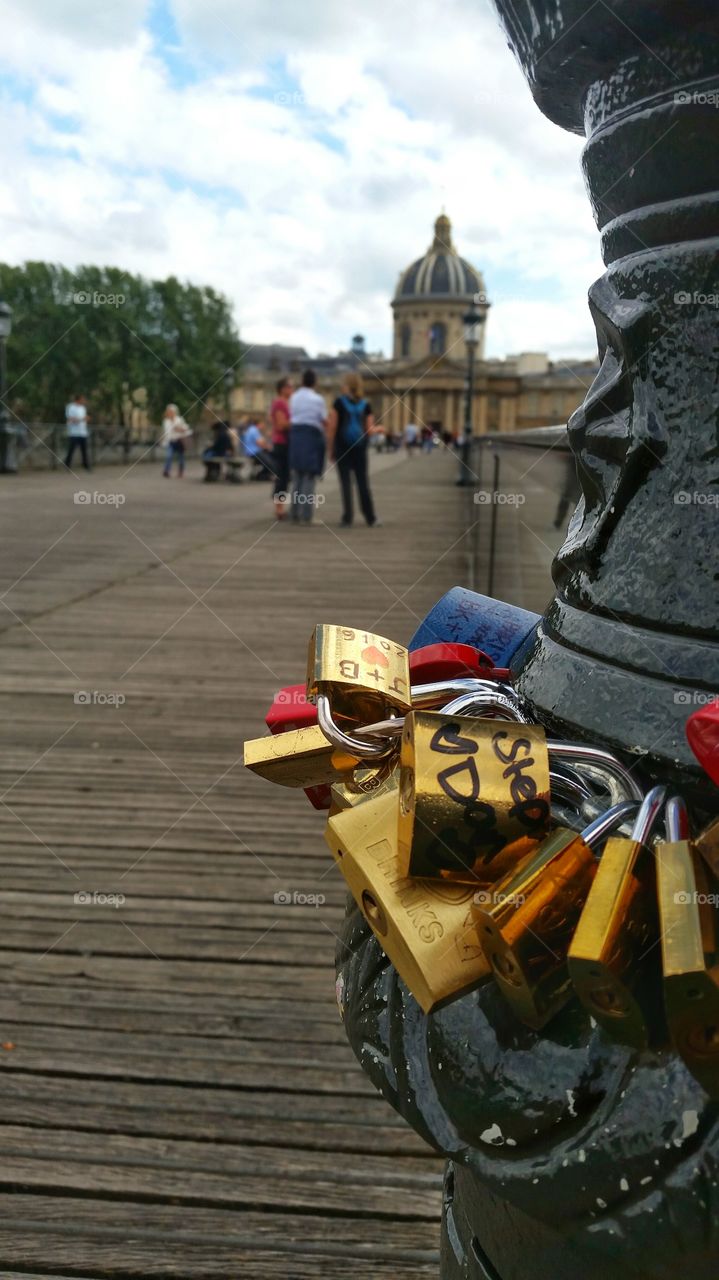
0,452,465,1274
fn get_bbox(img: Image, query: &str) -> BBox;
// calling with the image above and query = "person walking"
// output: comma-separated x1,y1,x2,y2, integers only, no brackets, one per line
327,372,379,528
403,421,419,457
288,370,326,524
161,404,192,477
64,394,91,470
269,377,292,518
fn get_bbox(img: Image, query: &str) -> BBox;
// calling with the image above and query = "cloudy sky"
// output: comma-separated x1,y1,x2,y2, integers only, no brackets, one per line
0,0,604,361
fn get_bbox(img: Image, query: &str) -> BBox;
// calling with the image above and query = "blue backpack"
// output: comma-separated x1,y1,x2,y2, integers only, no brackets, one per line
340,395,367,446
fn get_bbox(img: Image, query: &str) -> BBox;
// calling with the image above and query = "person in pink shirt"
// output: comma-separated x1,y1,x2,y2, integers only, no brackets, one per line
269,377,292,519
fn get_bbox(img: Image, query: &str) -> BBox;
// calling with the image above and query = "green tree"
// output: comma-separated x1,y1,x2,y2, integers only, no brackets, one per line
0,262,241,427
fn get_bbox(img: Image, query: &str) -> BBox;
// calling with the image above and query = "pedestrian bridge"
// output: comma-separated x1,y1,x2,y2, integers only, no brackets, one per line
0,448,478,1278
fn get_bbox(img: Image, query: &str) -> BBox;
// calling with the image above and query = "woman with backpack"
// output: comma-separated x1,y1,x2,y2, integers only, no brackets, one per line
327,372,380,527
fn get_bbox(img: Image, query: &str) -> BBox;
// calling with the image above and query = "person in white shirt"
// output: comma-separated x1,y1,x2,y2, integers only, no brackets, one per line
64,394,91,470
161,404,193,478
288,370,327,524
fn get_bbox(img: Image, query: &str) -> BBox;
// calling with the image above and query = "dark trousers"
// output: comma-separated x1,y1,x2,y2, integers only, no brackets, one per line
272,441,290,498
65,436,90,470
337,447,376,525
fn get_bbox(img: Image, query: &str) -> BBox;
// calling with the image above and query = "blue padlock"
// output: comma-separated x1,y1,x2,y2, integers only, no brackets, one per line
409,587,540,672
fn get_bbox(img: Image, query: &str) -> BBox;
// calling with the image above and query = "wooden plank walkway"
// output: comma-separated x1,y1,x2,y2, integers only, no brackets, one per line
0,447,470,1279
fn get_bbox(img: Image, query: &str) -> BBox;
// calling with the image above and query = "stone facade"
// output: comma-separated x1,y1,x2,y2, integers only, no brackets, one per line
231,215,598,439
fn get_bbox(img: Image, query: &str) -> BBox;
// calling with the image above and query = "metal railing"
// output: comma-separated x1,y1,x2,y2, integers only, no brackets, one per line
464,427,579,614
13,424,168,470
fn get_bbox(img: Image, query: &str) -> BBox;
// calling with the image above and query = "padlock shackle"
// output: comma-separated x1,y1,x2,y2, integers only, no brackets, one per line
665,795,689,842
550,767,594,809
411,677,518,708
316,695,397,761
631,784,667,845
581,800,639,851
547,742,644,803
440,690,530,722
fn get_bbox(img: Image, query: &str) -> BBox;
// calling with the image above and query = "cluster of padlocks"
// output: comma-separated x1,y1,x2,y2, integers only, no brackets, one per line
245,623,719,1099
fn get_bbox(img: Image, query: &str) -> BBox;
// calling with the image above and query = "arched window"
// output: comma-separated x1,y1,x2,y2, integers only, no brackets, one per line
429,322,446,355
400,323,411,357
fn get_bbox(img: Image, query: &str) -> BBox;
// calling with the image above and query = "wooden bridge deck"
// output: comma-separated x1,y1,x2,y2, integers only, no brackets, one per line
0,447,473,1279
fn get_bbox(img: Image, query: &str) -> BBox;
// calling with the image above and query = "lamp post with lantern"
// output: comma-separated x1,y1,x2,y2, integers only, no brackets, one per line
456,304,485,486
223,367,235,425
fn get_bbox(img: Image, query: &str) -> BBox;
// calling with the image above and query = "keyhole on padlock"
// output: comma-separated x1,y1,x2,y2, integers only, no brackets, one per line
491,950,522,988
400,766,414,817
589,986,625,1016
686,1023,719,1059
362,891,388,937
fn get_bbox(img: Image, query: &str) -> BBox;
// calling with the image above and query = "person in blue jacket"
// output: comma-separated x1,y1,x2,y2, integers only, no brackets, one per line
326,372,380,527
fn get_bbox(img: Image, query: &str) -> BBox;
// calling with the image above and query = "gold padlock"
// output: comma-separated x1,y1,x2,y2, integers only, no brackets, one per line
657,796,719,1098
696,817,719,880
474,802,636,1030
307,624,411,723
568,785,666,1050
398,710,551,881
329,761,399,815
326,789,491,1013
244,724,358,788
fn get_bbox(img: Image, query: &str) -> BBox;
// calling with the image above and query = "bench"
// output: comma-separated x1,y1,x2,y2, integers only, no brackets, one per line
203,456,244,484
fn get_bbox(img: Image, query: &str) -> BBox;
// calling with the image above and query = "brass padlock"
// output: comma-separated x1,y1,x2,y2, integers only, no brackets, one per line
307,624,411,723
696,817,719,881
568,785,666,1050
245,724,358,788
657,796,719,1099
329,760,399,815
398,710,551,881
474,801,636,1030
326,789,491,1013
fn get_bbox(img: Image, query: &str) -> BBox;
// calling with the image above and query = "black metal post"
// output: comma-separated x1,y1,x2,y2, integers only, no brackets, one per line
457,344,475,486
487,450,500,598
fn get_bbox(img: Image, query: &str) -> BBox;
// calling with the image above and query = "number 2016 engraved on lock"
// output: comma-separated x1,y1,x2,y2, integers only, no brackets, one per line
398,712,551,881
308,624,412,712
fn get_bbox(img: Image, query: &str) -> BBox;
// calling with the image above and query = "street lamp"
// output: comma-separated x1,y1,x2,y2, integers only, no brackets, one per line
457,305,485,486
222,366,234,419
0,301,16,475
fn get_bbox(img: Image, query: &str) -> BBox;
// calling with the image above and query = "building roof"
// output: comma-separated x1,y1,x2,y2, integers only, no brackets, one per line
242,343,310,370
394,214,486,303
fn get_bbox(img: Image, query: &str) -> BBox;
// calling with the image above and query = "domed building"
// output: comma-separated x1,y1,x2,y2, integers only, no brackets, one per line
392,213,489,362
236,213,598,440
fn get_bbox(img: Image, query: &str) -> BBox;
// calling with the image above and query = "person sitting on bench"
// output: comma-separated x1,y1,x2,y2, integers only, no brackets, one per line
242,417,275,479
202,420,236,480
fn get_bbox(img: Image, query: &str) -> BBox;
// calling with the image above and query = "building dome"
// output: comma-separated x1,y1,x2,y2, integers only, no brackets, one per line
394,214,486,302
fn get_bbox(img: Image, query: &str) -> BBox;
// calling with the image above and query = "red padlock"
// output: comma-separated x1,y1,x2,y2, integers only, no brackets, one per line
265,685,331,810
409,642,510,684
686,697,719,787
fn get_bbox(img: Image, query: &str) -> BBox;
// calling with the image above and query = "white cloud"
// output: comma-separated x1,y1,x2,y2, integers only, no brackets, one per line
0,0,603,364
